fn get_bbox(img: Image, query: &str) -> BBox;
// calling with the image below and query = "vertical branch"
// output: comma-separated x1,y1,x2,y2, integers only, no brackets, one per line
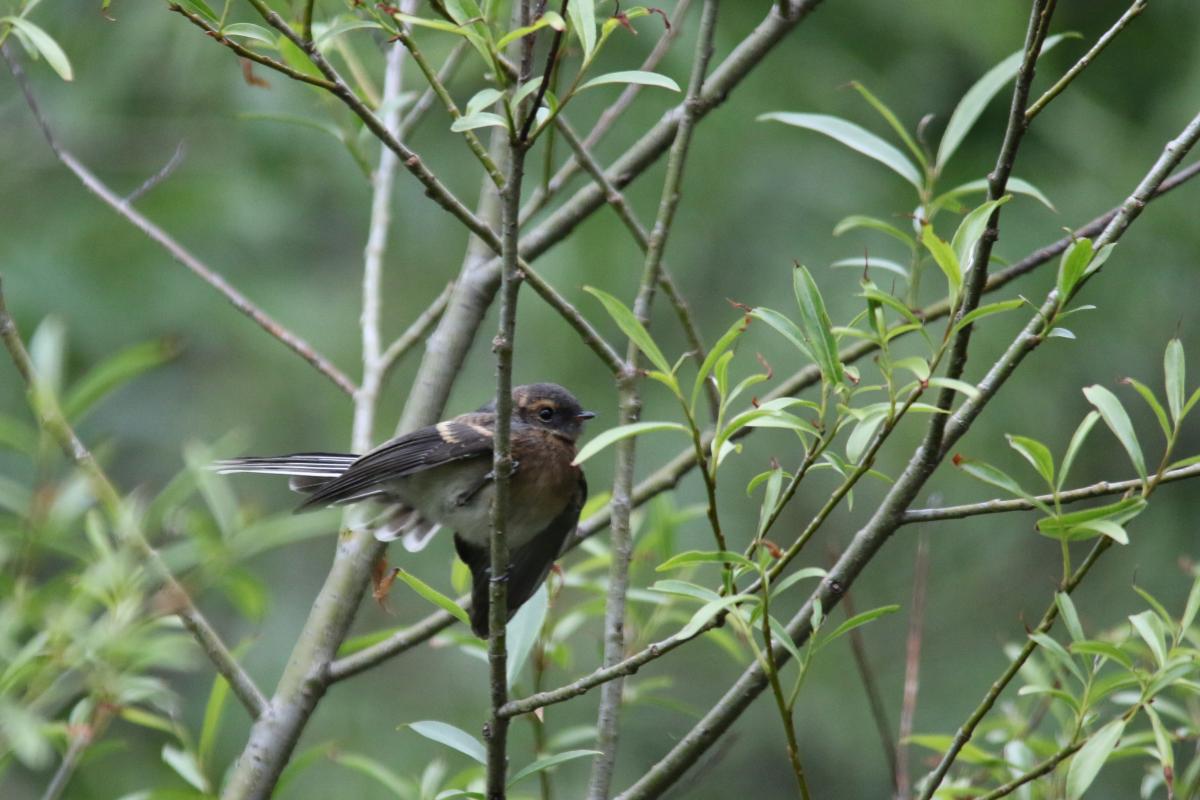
354,38,408,453
486,6,535,796
586,3,720,798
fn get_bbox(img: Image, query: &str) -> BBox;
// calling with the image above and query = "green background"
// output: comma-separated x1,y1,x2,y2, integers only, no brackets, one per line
3,1,1200,797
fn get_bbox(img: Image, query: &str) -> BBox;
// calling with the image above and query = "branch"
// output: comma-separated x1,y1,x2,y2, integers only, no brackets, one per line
895,533,930,799
975,740,1084,800
520,0,695,223
903,463,1200,524
1025,0,1147,122
2,43,356,397
243,0,501,248
485,8,535,793
0,279,268,720
616,28,1200,800
403,0,830,431
168,5,337,90
588,3,720,794
399,40,468,141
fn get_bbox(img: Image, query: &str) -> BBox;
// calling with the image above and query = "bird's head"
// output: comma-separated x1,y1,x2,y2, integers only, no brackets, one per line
511,383,595,442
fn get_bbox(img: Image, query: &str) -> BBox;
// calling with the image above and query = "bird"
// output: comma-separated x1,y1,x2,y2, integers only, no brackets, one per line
214,383,594,637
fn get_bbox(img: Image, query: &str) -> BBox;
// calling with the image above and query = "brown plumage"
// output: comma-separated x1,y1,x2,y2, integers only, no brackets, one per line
215,383,594,636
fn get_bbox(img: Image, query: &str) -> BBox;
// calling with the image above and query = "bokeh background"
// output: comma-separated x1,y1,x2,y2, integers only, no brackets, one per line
3,1,1200,797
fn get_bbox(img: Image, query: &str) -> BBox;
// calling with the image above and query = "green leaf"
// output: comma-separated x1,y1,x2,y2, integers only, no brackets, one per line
395,570,471,627
314,19,383,48
751,307,813,361
1007,434,1054,487
1129,609,1167,667
1037,497,1145,542
952,298,1024,334
793,264,845,386
1029,632,1085,683
846,411,886,464
1165,338,1186,426
656,549,757,573
1057,237,1094,300
62,337,179,422
1065,718,1125,800
928,377,980,402
905,735,1004,766
566,0,596,59
821,604,900,645
934,176,1055,212
921,224,961,299
649,579,721,603
848,81,925,168
496,10,565,49
759,112,922,189
221,22,277,46
1056,592,1085,642
1083,242,1116,277
1123,377,1171,441
1180,570,1200,636
951,196,1011,275
578,70,680,92
509,749,601,787
1069,640,1133,670
769,567,827,598
333,751,414,796
1083,384,1146,482
830,257,909,279
162,745,210,793
572,421,690,465
507,583,548,688
465,87,504,116
584,287,671,373
450,112,509,132
677,595,753,639
936,33,1070,169
407,720,487,764
833,214,916,248
690,318,747,414
957,458,1053,515
3,17,73,81
755,467,784,538
1058,410,1100,491
1145,705,1174,772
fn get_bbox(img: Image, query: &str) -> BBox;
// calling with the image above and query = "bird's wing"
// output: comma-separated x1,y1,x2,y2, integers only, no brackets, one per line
297,413,495,510
459,470,586,638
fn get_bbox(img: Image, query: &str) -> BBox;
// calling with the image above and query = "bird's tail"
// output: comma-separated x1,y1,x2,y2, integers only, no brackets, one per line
213,452,357,493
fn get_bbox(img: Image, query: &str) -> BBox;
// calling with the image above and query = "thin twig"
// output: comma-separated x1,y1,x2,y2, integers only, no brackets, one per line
404,0,830,428
0,279,268,720
914,541,1108,798
554,116,719,416
587,3,719,796
485,7,535,793
903,463,1200,524
3,43,356,397
399,41,468,141
517,259,626,374
391,26,506,187
354,40,407,452
1025,0,1148,122
244,0,501,248
168,5,338,90
520,0,695,224
895,532,930,799
124,141,186,205
975,740,1085,800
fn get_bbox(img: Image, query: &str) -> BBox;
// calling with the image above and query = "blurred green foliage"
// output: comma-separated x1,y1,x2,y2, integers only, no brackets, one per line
3,0,1200,797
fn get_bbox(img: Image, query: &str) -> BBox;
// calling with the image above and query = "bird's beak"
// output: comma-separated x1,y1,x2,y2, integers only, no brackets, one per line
577,411,596,421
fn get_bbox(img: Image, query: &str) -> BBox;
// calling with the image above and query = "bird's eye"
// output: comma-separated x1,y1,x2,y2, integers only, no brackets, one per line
538,407,555,421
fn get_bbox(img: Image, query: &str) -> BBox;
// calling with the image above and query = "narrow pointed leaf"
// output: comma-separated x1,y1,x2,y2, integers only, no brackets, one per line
407,721,487,764
951,196,1011,274
1165,338,1186,425
936,33,1069,169
572,422,690,465
395,570,471,627
585,287,671,373
3,17,73,81
833,214,916,248
793,264,845,386
509,750,602,788
1006,434,1054,486
759,112,922,188
579,70,679,92
1058,410,1100,491
1083,385,1146,481
921,225,962,299
1065,717,1125,799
